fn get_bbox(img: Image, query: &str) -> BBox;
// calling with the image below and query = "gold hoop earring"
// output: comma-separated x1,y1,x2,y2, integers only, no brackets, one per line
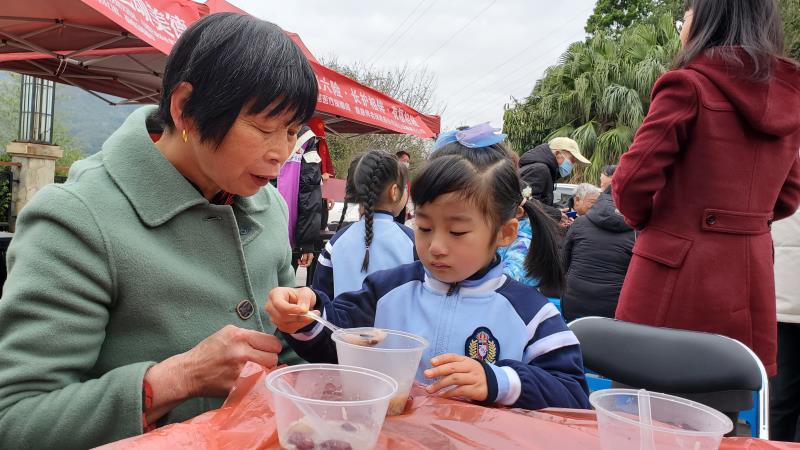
182,129,188,143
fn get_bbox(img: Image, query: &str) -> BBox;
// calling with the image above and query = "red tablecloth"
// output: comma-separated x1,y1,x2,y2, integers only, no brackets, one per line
98,363,800,450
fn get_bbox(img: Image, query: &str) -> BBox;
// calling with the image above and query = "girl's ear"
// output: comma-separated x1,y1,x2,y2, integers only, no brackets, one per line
389,183,400,203
496,218,519,247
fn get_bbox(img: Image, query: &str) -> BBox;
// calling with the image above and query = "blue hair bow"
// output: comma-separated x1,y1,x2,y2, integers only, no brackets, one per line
433,122,507,151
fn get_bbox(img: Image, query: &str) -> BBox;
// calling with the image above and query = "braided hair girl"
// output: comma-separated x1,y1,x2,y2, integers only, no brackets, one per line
350,150,409,271
310,150,414,300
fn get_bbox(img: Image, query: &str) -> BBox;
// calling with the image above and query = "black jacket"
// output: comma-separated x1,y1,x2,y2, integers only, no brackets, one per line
519,144,558,204
295,126,322,252
561,193,635,322
519,144,562,221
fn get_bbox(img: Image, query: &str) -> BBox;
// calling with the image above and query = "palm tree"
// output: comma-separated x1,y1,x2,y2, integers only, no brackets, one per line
779,0,800,60
503,13,679,183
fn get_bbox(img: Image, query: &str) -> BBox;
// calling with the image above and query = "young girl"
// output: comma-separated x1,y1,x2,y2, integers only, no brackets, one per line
268,125,589,410
429,130,543,288
312,149,414,300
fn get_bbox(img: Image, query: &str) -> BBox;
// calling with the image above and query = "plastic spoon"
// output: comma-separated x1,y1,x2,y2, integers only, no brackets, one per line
300,311,387,346
276,378,329,431
638,389,656,450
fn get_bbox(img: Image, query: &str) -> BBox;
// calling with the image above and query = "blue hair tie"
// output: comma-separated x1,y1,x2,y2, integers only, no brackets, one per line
433,122,507,151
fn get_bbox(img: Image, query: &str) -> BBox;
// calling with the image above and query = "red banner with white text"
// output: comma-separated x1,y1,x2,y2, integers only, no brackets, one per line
311,63,436,138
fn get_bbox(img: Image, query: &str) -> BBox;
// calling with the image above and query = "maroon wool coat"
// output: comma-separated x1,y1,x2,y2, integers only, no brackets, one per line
612,49,800,376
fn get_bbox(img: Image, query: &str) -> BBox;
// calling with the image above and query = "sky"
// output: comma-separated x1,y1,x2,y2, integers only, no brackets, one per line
230,0,597,131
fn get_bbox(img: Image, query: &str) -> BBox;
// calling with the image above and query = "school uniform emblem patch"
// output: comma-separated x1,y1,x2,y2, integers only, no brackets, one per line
465,327,499,364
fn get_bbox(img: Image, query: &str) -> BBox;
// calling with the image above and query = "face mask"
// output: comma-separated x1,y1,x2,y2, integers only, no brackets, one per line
559,158,573,177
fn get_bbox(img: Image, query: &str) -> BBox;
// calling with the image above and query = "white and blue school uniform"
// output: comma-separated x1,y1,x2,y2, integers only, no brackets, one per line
312,211,415,299
288,259,590,410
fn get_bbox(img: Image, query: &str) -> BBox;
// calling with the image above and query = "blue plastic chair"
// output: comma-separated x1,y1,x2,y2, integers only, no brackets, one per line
546,297,562,314
584,370,612,393
738,392,761,438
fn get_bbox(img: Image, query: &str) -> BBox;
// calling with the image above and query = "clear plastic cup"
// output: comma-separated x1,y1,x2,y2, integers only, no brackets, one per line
266,364,398,450
590,389,734,450
332,328,428,416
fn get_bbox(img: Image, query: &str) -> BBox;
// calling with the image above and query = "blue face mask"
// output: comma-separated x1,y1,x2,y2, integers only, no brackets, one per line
559,158,573,177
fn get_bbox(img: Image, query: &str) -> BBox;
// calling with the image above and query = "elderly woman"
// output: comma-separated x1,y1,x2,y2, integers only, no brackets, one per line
0,13,317,449
571,183,602,216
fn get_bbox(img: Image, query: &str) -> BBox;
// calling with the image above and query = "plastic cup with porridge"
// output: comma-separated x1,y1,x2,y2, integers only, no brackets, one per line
266,364,398,450
333,328,428,416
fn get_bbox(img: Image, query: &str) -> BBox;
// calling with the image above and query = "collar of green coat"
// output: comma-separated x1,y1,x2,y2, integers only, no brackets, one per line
102,106,270,227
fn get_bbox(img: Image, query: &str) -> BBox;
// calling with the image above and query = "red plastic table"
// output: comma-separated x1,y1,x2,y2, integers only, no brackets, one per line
98,363,800,450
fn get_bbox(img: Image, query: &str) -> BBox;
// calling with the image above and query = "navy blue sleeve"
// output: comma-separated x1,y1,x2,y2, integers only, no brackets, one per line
322,263,423,327
489,280,590,410
496,345,590,410
283,264,423,364
311,242,334,301
310,223,353,301
281,285,338,363
282,282,378,364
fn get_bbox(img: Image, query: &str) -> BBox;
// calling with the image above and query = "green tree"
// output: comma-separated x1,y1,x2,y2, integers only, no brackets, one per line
0,73,20,222
0,71,85,187
504,13,680,183
780,0,800,60
53,127,85,177
52,89,86,175
0,73,19,148
585,0,682,35
319,60,441,177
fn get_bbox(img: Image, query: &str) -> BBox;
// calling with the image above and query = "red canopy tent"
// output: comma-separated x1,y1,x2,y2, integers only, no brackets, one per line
0,0,439,138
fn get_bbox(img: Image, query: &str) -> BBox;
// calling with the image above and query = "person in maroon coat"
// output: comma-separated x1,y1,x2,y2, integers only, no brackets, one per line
613,0,800,376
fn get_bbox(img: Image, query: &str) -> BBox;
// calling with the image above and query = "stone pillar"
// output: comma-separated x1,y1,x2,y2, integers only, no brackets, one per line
6,142,63,232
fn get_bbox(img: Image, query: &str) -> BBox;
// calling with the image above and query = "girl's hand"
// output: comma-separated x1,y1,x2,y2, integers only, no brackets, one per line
144,325,282,422
423,354,488,402
265,287,318,333
297,252,314,267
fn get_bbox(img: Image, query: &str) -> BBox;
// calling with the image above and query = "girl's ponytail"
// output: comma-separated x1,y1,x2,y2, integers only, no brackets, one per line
346,150,400,272
522,199,564,292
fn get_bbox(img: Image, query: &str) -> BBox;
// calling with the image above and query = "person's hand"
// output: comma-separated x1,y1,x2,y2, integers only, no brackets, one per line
322,173,331,181
144,324,283,421
423,354,488,402
327,199,335,210
297,252,314,267
180,326,282,397
265,287,318,333
559,213,574,229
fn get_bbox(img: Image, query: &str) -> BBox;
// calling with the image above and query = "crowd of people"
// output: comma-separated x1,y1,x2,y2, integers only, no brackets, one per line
0,0,798,448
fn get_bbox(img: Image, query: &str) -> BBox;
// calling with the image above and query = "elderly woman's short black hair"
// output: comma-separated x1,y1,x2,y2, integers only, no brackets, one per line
157,13,318,146
601,164,617,177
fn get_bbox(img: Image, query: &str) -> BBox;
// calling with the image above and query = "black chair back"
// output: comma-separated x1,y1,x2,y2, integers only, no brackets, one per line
569,317,761,392
569,317,769,438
